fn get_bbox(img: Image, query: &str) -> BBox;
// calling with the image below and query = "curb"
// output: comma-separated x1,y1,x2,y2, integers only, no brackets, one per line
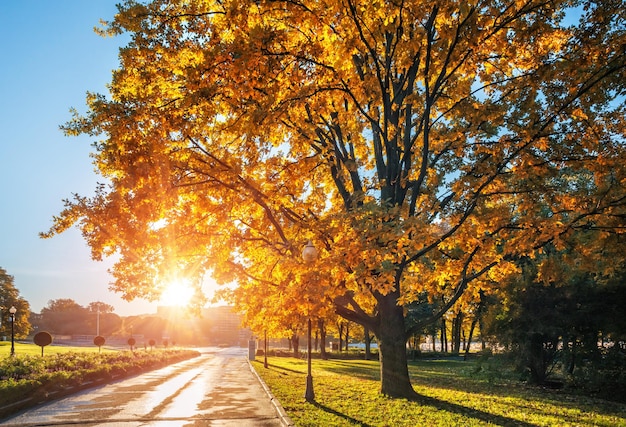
247,359,295,427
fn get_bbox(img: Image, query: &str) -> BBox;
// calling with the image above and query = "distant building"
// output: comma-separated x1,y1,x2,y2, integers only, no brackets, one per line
157,305,251,346
207,306,252,346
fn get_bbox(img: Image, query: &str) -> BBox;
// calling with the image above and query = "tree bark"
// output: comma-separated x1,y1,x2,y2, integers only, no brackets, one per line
464,296,484,360
364,325,372,360
337,322,344,353
318,319,328,360
333,288,416,398
464,314,479,360
452,312,463,355
291,335,299,358
376,291,416,398
440,318,447,352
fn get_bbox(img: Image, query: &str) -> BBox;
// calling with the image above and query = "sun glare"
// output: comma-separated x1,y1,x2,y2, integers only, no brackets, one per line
159,279,195,307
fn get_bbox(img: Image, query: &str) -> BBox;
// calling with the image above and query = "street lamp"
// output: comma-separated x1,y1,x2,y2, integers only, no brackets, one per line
9,306,17,356
96,303,101,337
264,329,268,369
302,240,318,402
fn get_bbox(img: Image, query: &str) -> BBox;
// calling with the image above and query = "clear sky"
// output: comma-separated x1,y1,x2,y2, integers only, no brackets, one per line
0,1,158,316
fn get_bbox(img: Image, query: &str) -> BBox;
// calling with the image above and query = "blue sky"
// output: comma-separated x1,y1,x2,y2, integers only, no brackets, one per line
0,1,157,316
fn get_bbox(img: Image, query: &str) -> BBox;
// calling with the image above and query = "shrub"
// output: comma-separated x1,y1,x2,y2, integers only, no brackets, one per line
569,345,626,402
0,355,46,380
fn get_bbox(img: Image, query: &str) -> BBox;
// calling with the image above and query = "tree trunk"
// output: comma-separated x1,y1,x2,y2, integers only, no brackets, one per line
452,312,463,355
567,340,576,375
464,313,479,360
345,322,350,352
337,322,344,353
291,335,299,358
364,325,372,360
376,291,416,398
527,333,547,384
319,319,328,360
440,319,447,352
451,316,458,354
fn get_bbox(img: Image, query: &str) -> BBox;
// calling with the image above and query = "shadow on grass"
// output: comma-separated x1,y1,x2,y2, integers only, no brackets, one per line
319,359,381,381
265,359,376,379
412,392,540,427
312,401,374,427
310,360,540,426
311,391,538,427
264,362,304,375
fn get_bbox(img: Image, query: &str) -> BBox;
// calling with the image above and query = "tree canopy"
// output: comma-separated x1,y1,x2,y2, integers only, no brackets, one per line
0,267,31,339
44,0,625,397
39,298,121,336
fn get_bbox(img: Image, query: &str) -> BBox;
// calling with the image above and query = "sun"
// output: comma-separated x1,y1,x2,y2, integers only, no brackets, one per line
159,278,195,307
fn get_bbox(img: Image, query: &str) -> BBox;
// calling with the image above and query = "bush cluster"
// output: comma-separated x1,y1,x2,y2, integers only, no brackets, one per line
569,345,626,403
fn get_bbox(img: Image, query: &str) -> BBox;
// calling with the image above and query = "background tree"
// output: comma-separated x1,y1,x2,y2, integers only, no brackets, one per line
484,258,564,384
87,301,114,314
40,299,90,335
483,246,626,386
43,0,625,398
406,296,440,353
0,267,31,339
29,311,43,334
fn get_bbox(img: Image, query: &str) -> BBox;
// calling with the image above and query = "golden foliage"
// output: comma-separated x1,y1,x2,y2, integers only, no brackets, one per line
45,0,625,339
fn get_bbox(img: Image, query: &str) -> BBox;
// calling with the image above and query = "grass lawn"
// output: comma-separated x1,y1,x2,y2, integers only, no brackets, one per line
253,356,626,427
0,341,117,356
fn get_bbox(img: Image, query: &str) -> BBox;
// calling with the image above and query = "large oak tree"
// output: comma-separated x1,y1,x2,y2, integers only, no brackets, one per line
44,0,625,397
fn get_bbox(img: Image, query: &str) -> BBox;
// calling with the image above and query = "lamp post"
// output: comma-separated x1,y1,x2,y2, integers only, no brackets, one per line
302,240,318,402
9,306,17,356
264,329,268,369
96,303,101,337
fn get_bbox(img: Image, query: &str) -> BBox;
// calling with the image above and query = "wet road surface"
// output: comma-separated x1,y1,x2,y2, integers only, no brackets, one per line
0,347,286,426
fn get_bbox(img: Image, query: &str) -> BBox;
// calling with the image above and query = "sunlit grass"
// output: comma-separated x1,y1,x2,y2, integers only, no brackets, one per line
0,341,117,356
253,356,626,427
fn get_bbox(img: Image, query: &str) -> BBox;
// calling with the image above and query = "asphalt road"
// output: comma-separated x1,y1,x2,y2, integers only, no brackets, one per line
0,347,287,426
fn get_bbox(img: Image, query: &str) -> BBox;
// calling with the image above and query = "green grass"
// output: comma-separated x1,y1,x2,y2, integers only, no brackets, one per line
253,356,626,427
0,341,118,356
